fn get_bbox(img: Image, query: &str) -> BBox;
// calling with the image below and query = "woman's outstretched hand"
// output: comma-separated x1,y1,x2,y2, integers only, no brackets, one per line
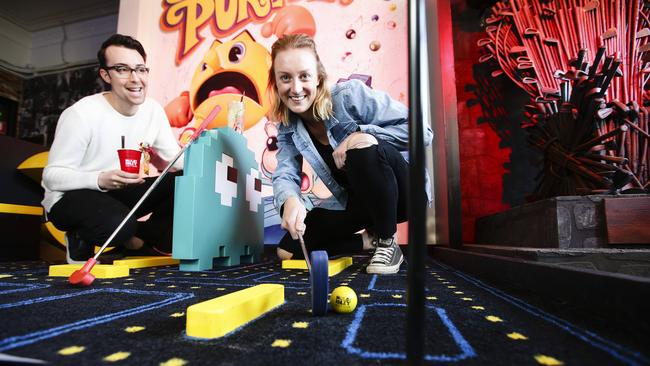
332,132,378,169
281,196,307,239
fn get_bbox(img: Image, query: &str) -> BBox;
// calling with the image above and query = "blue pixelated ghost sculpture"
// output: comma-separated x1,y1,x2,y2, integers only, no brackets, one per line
172,127,263,271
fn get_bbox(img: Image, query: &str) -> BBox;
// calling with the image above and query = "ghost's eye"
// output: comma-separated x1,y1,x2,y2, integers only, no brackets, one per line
245,168,262,212
215,154,237,207
228,43,246,63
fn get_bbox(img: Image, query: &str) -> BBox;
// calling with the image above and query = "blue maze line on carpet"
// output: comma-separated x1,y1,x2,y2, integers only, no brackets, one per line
367,274,431,293
0,288,194,352
433,260,649,366
342,303,475,361
0,282,49,295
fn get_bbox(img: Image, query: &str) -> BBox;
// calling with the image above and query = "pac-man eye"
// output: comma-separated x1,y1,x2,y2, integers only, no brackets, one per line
201,63,207,71
228,43,246,63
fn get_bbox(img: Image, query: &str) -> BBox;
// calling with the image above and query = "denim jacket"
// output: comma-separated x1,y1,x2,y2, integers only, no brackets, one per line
272,79,433,212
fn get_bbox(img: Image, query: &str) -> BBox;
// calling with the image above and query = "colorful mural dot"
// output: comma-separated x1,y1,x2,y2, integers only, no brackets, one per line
342,52,353,62
389,3,397,11
103,352,131,362
534,355,564,365
58,346,85,355
160,358,188,366
340,0,353,5
369,41,381,51
346,29,356,39
386,20,397,29
371,15,379,21
272,339,292,348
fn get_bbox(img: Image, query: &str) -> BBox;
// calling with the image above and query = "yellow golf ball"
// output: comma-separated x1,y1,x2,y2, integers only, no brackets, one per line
330,286,358,313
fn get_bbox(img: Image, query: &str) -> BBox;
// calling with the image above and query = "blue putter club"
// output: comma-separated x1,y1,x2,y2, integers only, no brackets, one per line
298,233,329,316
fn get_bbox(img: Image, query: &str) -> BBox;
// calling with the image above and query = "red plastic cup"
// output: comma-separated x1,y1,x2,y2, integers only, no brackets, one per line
117,149,142,174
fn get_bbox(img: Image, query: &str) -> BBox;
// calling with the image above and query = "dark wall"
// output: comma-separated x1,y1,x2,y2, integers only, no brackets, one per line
17,66,106,146
451,0,541,242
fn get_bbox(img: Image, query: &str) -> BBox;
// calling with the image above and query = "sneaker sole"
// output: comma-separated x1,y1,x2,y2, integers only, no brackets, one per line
366,255,404,274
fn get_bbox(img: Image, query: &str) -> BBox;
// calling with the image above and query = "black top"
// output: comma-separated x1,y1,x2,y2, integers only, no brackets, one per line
306,127,349,189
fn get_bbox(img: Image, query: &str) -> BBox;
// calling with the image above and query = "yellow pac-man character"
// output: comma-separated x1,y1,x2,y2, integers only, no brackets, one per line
165,30,272,144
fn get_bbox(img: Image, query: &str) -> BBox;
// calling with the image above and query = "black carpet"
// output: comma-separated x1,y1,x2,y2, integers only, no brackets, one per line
0,257,648,365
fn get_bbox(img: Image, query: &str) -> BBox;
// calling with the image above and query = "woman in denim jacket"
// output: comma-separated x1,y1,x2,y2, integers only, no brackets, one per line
268,34,433,274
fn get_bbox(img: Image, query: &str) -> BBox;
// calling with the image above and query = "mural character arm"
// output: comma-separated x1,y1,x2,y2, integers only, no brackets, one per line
164,90,193,128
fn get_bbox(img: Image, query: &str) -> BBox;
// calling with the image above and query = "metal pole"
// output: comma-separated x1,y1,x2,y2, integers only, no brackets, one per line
407,0,426,364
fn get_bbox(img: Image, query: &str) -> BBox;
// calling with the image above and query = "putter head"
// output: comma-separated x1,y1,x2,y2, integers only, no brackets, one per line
69,258,98,286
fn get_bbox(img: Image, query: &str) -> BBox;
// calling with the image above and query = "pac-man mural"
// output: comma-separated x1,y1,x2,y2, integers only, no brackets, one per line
165,31,272,144
172,128,263,271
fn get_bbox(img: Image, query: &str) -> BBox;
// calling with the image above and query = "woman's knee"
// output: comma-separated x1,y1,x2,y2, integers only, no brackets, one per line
277,247,294,260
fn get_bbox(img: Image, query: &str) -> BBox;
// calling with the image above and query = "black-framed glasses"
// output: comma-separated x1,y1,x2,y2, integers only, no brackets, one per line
104,64,150,78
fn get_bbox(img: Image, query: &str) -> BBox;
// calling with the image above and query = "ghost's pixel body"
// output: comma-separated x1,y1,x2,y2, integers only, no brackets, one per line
173,128,263,271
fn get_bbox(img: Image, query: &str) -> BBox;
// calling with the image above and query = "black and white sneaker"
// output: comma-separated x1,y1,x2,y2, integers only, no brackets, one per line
65,231,94,264
366,237,404,274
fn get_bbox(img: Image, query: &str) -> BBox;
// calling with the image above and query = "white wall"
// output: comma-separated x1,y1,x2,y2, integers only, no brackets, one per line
0,14,118,73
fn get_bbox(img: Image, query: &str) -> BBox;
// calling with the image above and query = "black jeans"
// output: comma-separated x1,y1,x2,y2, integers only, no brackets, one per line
278,140,408,258
47,172,180,251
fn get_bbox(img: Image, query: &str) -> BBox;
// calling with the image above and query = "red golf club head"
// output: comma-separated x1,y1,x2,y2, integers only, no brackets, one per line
69,258,98,286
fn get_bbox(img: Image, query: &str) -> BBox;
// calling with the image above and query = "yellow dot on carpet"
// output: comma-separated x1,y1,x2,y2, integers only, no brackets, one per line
486,315,503,322
392,294,403,299
360,294,370,298
426,296,437,300
148,275,155,278
183,273,191,276
125,278,134,281
25,273,33,276
200,274,207,277
145,284,155,287
461,297,473,301
454,291,464,294
125,326,145,333
447,285,456,289
160,357,188,366
272,339,291,348
472,306,485,310
534,354,564,365
27,278,38,281
166,272,173,275
167,285,177,288
190,286,200,289
292,322,309,328
102,282,113,284
280,277,288,280
124,283,133,286
217,288,225,291
507,332,528,340
170,312,185,317
58,346,85,355
297,292,307,295
103,352,130,362
340,283,348,286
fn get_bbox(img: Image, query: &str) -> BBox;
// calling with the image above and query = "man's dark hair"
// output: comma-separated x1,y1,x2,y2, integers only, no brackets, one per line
97,34,147,69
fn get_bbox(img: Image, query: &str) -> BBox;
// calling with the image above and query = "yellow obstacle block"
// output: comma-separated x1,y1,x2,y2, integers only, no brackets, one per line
282,256,352,276
112,256,180,269
48,264,130,278
186,284,284,339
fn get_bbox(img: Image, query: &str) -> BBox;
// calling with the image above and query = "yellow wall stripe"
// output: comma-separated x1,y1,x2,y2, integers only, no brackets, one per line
0,203,43,216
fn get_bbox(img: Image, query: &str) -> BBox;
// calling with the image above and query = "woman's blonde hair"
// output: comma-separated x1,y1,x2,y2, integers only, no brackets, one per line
267,34,332,126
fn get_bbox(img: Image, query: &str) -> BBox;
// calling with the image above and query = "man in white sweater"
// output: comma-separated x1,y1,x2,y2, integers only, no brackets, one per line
42,34,182,263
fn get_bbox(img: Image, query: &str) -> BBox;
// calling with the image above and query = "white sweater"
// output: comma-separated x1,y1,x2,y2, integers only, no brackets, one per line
42,93,182,212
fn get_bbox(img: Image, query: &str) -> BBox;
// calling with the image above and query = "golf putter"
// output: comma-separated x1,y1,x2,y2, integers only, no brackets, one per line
298,233,329,316
69,105,222,286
